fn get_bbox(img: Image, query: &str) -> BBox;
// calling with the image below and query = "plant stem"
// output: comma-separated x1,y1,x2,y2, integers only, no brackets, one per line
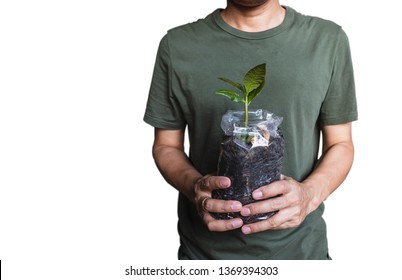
244,97,249,126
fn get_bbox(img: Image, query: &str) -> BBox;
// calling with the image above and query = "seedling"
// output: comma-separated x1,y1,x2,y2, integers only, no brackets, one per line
215,63,266,126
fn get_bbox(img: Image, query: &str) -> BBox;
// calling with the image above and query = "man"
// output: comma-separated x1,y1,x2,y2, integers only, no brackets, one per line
143,0,357,259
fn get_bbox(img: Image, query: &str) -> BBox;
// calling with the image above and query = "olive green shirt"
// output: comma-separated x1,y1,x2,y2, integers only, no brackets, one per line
144,6,357,259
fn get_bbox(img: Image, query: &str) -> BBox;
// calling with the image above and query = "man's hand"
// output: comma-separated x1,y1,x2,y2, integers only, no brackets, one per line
152,129,244,232
239,122,355,234
194,175,244,231
239,175,315,234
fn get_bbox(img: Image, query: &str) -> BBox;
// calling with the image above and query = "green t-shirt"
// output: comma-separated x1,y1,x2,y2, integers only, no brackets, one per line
144,6,357,259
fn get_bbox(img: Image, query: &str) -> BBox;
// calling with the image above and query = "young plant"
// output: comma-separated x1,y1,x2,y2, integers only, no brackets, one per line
215,63,266,126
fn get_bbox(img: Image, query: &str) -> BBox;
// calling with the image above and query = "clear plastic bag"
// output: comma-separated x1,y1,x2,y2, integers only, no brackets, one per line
211,109,285,224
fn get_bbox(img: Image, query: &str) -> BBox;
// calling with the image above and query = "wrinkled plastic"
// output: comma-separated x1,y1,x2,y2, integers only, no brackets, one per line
211,109,285,224
221,109,283,138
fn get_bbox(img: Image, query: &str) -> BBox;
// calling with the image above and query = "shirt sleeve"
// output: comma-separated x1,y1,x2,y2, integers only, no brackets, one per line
319,28,358,126
143,34,186,130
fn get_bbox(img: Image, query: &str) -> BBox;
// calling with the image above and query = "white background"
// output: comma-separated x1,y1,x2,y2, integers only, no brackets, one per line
1,0,401,279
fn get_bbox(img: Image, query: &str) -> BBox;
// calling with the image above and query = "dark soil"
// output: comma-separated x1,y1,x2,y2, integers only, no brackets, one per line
211,135,285,224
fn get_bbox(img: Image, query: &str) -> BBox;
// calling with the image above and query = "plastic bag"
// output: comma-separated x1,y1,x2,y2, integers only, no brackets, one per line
211,109,285,224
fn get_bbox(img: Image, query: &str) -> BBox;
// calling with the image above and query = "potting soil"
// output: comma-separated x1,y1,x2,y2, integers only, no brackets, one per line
211,110,285,224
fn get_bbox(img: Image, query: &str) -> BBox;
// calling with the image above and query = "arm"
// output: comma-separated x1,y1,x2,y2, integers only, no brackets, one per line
152,128,243,231
240,122,355,234
152,128,200,201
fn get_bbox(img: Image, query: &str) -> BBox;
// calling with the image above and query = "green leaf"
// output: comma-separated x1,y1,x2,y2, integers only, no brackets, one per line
215,90,245,103
247,80,266,105
218,77,245,93
244,63,266,96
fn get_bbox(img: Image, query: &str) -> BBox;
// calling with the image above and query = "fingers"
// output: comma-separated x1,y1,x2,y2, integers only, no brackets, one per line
203,213,243,232
242,191,298,217
241,207,304,234
195,175,231,192
251,175,292,200
239,175,311,234
194,175,240,215
194,175,243,232
202,197,242,213
196,196,242,226
197,196,243,232
194,174,306,233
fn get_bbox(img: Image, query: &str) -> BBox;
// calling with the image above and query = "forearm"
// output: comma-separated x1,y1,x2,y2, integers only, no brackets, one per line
303,140,354,212
153,144,202,202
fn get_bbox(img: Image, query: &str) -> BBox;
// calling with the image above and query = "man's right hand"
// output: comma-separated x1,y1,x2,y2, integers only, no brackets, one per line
193,175,244,231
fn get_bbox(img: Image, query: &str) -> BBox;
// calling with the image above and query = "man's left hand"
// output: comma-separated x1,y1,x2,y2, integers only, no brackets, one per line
240,175,316,234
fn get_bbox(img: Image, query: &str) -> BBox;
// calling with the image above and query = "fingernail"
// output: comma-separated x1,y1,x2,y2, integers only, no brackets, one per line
241,208,250,216
220,178,230,188
253,190,263,199
231,219,243,228
231,203,242,212
242,226,251,234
